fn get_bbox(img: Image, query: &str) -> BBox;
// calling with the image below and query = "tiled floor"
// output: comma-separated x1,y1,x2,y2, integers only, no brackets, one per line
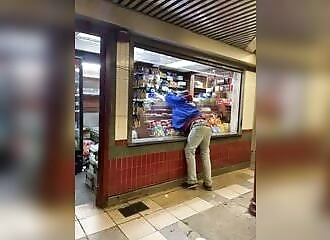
75,168,255,240
75,172,95,206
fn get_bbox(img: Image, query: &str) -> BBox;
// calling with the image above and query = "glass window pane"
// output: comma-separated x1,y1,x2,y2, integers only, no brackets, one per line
131,47,242,143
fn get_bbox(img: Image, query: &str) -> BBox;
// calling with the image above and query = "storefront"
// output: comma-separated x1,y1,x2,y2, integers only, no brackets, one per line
75,13,256,207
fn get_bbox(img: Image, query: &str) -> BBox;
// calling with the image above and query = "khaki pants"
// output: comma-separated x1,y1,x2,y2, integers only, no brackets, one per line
184,125,212,186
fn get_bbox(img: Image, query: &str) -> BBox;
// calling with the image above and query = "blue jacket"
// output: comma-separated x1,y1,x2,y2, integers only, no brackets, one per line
165,93,200,130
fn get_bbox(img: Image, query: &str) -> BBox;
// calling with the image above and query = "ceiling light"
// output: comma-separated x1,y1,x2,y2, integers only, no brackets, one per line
76,32,101,42
82,62,100,78
82,62,100,70
165,60,195,68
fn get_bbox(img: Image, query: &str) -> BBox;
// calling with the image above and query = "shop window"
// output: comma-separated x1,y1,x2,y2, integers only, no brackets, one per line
131,47,243,144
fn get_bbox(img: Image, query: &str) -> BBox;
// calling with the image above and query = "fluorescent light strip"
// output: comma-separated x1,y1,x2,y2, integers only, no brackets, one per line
76,32,101,42
165,60,196,68
82,62,100,78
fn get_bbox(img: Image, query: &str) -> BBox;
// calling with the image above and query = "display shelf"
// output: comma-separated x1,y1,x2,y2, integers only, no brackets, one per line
133,99,147,102
133,86,147,89
169,86,186,90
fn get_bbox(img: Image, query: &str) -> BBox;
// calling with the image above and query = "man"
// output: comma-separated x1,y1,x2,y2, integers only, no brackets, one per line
166,91,212,191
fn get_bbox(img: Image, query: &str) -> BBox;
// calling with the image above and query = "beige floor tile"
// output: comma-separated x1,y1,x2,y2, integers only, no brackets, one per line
167,203,197,220
75,203,104,220
148,187,181,199
119,217,156,240
214,187,240,200
211,175,239,189
151,189,199,209
105,203,129,212
138,231,167,240
145,210,178,230
107,208,140,225
75,221,86,240
226,184,252,195
184,197,213,213
79,213,115,235
127,196,149,204
239,168,255,177
140,199,163,216
198,190,225,206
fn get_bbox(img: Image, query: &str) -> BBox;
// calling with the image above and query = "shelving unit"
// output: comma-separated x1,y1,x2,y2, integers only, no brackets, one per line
75,57,84,174
132,62,190,140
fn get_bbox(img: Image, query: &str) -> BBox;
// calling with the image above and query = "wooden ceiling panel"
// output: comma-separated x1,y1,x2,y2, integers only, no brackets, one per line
111,0,257,50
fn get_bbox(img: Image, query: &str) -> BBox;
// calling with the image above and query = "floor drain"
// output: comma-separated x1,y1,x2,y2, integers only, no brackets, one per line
118,201,149,218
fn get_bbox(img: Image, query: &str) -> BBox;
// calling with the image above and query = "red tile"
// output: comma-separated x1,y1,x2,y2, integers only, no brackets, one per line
153,153,158,162
171,151,176,160
136,155,142,167
169,169,177,179
165,151,171,161
167,151,173,161
127,168,132,186
128,156,134,169
160,152,165,162
139,155,143,167
115,158,120,170
142,176,147,186
147,154,152,166
172,151,180,161
120,157,125,170
136,176,143,188
137,166,143,177
120,170,126,187
176,150,181,160
164,152,168,161
131,155,137,168
130,156,135,169
141,154,147,167
148,154,152,165
133,167,137,189
174,169,181,178
109,159,114,169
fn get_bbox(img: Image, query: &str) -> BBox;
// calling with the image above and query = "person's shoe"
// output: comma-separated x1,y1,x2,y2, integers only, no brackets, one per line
181,182,197,190
203,183,213,191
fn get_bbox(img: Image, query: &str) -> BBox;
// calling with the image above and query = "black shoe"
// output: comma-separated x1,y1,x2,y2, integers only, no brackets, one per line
181,182,197,190
203,183,212,191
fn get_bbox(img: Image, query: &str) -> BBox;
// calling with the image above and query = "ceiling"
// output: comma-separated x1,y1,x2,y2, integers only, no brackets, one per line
110,0,256,51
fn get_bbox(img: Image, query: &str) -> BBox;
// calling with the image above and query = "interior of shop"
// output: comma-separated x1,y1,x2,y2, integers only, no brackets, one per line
75,32,101,205
132,47,242,144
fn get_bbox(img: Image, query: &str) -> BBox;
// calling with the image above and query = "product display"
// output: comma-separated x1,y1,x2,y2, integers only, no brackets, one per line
131,48,242,143
82,127,99,190
75,58,84,174
132,62,189,141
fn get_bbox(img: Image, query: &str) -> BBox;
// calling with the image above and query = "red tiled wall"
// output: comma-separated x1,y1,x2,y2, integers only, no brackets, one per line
108,140,251,196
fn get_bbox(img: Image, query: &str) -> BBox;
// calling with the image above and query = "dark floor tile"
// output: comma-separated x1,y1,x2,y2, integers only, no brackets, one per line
184,204,255,240
75,172,95,206
88,227,128,240
160,221,201,240
232,192,253,209
118,201,149,217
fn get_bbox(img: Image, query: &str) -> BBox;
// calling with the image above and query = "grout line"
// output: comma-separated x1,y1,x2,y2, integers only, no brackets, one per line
77,219,89,240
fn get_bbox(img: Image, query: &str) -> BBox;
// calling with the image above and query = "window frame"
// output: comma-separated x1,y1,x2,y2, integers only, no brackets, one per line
127,35,246,146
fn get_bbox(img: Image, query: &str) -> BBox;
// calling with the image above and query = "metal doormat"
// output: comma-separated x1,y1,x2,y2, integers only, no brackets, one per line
118,201,149,218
